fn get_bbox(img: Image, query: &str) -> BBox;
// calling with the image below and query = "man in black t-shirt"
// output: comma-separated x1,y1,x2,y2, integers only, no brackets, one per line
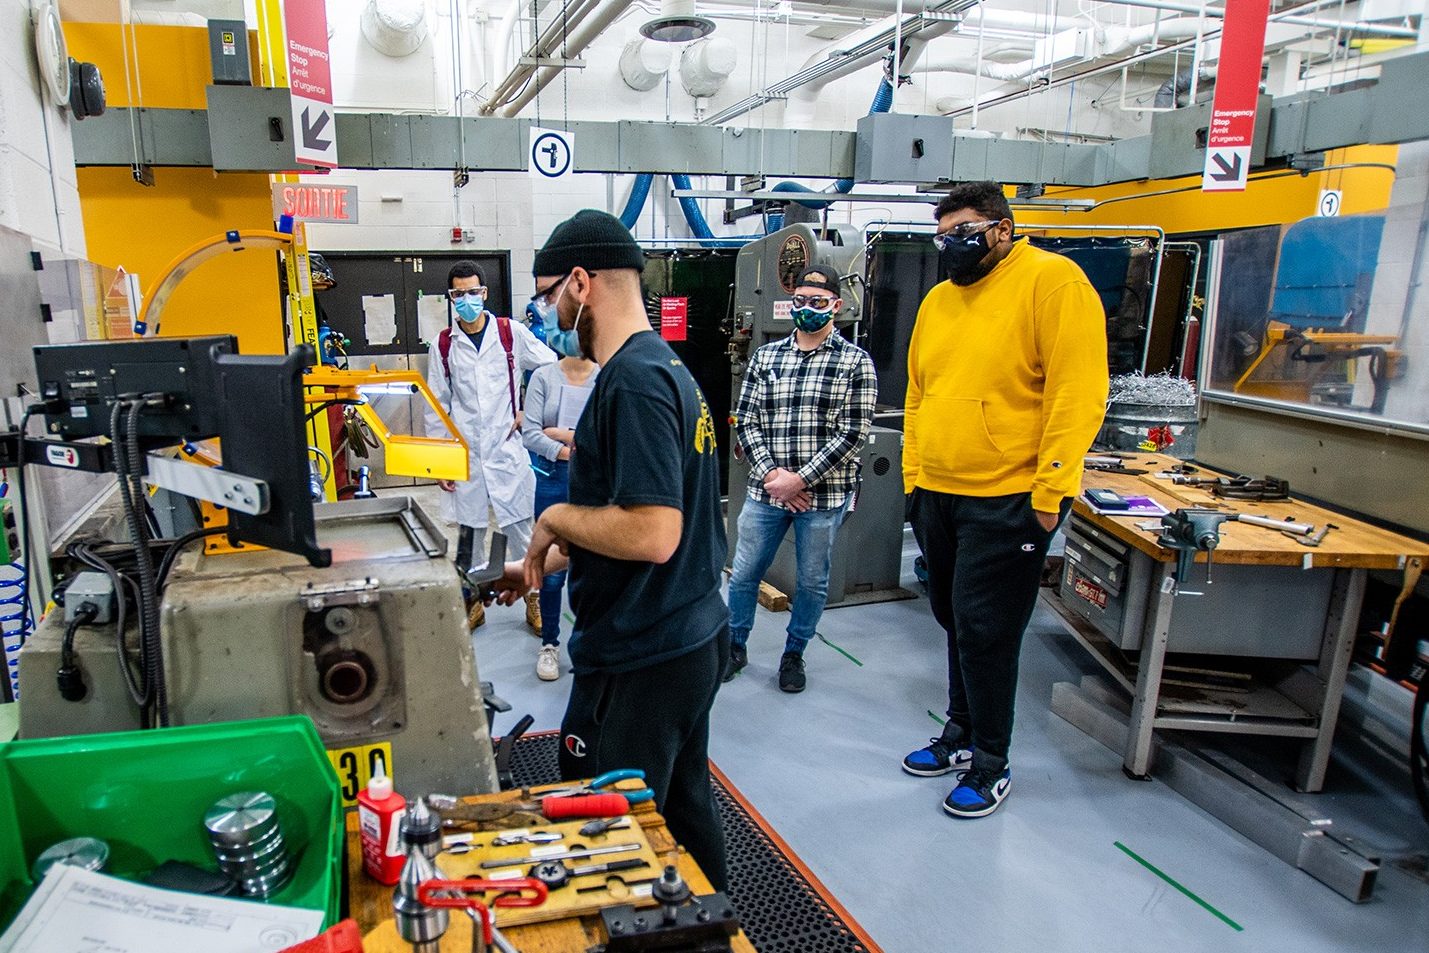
511,209,730,889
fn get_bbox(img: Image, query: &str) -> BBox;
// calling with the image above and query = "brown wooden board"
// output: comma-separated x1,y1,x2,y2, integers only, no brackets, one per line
1078,453,1429,570
346,781,755,953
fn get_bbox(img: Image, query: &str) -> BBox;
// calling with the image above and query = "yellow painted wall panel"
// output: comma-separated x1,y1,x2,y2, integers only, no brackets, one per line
1019,146,1399,234
77,167,285,354
63,22,260,109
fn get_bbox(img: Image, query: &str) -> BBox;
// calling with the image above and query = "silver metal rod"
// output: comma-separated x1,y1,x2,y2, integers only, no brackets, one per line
1235,513,1314,535
670,188,1096,208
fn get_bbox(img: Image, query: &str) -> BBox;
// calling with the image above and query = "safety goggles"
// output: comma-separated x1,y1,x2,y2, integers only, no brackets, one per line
447,286,488,301
932,220,1002,250
790,294,835,310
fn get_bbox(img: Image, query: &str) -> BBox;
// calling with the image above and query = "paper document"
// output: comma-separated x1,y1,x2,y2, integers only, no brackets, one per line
361,293,398,346
0,865,323,953
416,294,449,345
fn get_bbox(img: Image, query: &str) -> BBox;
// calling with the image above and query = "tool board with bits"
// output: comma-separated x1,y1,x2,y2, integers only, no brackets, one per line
439,816,666,927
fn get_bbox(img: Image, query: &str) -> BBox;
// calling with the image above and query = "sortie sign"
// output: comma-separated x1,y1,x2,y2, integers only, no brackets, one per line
1201,0,1269,192
285,0,338,168
272,183,359,224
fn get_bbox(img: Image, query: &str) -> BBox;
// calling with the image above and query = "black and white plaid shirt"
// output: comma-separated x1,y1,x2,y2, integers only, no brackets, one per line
733,331,878,511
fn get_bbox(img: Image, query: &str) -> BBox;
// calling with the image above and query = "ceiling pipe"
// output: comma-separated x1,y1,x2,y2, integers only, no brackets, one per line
704,0,978,125
791,0,1080,34
1088,0,1420,39
910,17,1205,80
500,0,638,117
937,0,1365,117
785,14,956,123
483,0,606,114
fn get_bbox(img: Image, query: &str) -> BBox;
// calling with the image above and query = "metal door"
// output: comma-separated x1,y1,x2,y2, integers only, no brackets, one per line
314,252,512,488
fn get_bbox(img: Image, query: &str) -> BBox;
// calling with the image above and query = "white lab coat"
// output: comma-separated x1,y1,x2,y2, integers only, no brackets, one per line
424,312,555,528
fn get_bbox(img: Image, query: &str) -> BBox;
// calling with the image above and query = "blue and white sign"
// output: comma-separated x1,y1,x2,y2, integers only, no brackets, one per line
529,127,574,180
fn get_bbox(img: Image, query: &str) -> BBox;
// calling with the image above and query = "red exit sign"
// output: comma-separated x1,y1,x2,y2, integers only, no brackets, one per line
272,183,359,224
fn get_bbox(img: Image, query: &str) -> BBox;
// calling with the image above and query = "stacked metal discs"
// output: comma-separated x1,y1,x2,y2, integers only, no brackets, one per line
203,791,292,897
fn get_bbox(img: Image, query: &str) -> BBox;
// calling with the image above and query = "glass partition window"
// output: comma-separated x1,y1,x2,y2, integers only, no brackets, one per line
1203,212,1427,434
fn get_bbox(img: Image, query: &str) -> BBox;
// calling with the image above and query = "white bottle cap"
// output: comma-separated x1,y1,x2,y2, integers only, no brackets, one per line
368,755,393,800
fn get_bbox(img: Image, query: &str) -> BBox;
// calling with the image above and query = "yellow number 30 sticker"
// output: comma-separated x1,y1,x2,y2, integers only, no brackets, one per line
326,742,394,807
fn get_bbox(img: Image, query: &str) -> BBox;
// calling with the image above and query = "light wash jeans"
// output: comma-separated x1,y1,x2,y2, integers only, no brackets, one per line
728,496,850,655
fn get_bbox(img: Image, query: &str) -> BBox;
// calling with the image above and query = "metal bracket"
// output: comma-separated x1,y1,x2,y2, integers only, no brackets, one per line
300,578,381,612
144,454,269,516
516,56,586,69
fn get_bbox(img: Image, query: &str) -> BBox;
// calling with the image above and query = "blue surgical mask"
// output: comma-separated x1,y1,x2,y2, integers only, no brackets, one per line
453,295,485,322
791,306,834,333
540,276,585,358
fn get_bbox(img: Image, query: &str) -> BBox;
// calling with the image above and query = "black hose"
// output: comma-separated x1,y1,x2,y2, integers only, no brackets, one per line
60,603,98,667
67,542,145,708
126,400,168,727
156,527,227,591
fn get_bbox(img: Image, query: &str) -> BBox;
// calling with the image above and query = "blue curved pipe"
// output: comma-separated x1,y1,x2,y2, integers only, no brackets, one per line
620,173,654,229
771,73,895,210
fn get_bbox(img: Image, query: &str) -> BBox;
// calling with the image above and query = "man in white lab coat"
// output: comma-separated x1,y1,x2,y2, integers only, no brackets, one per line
425,260,554,630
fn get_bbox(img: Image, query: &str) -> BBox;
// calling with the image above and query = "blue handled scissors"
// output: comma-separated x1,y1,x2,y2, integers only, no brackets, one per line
545,769,654,805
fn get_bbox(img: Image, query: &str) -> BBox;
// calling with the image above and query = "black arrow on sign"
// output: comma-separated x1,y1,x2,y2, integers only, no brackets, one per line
1209,152,1243,182
301,107,332,152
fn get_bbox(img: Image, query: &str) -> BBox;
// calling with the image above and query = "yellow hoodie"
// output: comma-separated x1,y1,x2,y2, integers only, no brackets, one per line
904,239,1109,512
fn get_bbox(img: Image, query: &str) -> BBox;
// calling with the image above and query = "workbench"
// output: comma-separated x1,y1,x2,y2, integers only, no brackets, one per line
345,780,755,952
1042,452,1428,791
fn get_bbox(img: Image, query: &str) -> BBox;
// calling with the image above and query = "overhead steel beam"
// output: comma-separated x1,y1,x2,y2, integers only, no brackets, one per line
70,51,1429,186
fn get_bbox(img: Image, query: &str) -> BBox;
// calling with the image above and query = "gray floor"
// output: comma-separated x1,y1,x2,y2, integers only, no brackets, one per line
419,488,1429,953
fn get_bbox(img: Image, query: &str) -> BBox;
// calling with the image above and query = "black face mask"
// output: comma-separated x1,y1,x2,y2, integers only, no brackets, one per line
940,231,996,286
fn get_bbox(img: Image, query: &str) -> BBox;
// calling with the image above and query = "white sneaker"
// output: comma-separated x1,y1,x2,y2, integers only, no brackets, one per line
536,645,561,681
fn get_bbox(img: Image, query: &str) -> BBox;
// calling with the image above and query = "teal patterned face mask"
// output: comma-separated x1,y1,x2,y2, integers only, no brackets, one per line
790,305,834,333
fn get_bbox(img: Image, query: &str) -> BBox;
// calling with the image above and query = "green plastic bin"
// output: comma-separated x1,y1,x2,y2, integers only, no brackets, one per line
0,715,343,931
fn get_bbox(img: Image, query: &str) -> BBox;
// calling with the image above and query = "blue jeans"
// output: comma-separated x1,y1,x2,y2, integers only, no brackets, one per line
728,496,850,655
531,455,569,646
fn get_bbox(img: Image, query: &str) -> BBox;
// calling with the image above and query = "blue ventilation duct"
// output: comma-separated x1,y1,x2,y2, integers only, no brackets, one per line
620,173,654,229
772,71,895,210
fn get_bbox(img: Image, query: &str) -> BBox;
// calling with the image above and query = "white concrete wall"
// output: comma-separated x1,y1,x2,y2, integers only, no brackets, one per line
1,1,86,255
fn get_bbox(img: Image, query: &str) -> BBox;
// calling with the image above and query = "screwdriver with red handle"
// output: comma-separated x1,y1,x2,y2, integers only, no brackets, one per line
430,792,629,823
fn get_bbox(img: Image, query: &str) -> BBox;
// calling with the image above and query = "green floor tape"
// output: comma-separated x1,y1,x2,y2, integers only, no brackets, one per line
1114,842,1243,932
815,633,862,667
562,612,574,625
927,710,946,727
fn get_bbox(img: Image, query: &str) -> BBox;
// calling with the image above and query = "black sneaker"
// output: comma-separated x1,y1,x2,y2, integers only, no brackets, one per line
721,644,748,683
778,652,806,693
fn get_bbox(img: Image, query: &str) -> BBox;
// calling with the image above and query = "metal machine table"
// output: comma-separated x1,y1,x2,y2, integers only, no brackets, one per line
1044,453,1427,791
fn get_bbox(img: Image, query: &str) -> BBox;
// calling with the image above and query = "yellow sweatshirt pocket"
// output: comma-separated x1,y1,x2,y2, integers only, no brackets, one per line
916,397,1005,480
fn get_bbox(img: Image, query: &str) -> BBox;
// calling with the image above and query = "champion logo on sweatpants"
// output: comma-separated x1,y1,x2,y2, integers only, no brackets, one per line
1021,543,1037,552
564,734,587,758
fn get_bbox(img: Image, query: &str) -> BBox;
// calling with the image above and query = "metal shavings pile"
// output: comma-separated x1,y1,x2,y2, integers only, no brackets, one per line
1107,371,1198,406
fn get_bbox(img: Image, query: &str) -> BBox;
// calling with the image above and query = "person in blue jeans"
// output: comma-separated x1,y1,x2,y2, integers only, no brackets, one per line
725,266,877,692
522,343,598,681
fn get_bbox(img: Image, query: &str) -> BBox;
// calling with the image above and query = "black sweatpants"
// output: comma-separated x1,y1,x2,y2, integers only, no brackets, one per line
558,628,730,891
910,489,1069,764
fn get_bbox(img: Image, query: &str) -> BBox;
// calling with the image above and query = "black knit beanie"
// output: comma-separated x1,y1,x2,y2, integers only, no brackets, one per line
533,209,645,276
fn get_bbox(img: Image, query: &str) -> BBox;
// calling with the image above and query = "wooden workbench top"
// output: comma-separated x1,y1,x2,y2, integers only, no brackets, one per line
1075,453,1429,570
345,781,755,953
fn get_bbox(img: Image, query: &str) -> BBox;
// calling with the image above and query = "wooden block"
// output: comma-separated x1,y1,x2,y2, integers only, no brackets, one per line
757,581,789,612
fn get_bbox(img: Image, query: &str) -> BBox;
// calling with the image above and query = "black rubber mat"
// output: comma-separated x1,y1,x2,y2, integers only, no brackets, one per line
504,731,877,953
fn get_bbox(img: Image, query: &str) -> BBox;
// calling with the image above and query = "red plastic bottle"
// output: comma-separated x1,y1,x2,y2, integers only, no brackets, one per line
356,757,406,884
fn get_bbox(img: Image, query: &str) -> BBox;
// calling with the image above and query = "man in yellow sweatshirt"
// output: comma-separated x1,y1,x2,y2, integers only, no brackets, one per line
900,181,1108,818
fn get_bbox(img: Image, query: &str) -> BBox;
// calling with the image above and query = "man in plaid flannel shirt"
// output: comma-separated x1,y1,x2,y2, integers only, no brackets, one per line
724,265,878,693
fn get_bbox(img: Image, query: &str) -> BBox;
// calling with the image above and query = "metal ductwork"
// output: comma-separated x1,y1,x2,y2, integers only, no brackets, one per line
360,0,429,58
641,0,715,43
620,36,672,91
680,36,737,97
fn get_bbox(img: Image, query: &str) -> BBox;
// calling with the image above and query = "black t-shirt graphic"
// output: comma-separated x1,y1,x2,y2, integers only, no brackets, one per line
565,331,728,674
